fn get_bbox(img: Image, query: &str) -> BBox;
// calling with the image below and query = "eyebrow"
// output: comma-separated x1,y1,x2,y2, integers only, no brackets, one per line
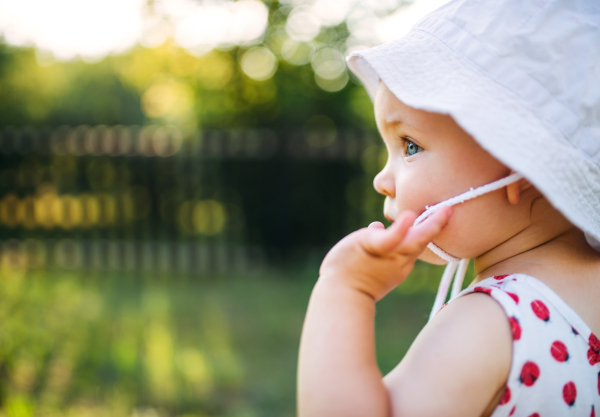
384,118,405,127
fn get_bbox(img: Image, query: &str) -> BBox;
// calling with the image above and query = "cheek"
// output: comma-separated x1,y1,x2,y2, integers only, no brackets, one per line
388,151,516,260
432,189,527,258
393,164,444,215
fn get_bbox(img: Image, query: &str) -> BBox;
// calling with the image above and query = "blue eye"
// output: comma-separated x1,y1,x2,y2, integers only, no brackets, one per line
405,139,422,156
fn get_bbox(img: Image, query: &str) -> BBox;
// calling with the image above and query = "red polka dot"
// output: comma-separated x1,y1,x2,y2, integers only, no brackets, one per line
528,413,540,417
506,292,519,304
550,341,569,362
474,286,492,296
590,333,600,351
509,317,521,341
563,381,577,406
499,386,511,405
509,405,516,416
589,348,600,366
591,405,596,417
520,361,540,387
494,274,509,280
531,300,550,322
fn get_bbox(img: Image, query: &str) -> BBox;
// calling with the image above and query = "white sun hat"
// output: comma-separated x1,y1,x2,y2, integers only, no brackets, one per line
347,0,600,253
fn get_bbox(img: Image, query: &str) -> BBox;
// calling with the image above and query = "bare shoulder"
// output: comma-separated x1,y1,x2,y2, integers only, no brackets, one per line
383,293,512,417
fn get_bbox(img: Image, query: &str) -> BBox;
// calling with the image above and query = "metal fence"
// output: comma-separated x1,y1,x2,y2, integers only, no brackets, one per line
0,125,384,274
0,125,377,159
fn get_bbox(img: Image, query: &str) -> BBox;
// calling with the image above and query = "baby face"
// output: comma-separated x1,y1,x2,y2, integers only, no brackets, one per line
373,82,527,263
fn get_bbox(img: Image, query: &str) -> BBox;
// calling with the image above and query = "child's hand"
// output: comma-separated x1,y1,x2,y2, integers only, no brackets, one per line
318,207,452,301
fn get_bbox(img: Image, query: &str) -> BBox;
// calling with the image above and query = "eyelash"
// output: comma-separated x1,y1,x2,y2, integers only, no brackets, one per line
401,137,423,156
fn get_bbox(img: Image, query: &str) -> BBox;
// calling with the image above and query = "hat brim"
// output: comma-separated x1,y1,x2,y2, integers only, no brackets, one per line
347,29,600,244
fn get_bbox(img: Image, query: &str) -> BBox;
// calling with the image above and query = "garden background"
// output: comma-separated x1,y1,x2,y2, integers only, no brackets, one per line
0,0,468,416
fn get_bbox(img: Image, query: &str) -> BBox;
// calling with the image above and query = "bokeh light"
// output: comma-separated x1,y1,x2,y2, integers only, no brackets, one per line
140,16,171,49
197,51,236,90
97,193,116,227
315,71,349,92
152,125,183,157
311,48,346,80
61,195,83,229
240,46,278,81
0,0,144,61
0,194,20,228
177,199,227,236
0,183,152,230
170,0,269,53
281,39,315,66
311,47,349,92
286,6,322,42
80,193,100,228
0,0,451,96
141,77,195,122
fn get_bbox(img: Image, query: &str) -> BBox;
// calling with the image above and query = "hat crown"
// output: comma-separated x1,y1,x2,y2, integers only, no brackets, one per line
418,0,600,160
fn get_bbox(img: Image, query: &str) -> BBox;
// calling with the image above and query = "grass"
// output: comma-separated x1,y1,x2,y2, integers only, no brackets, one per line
0,260,461,417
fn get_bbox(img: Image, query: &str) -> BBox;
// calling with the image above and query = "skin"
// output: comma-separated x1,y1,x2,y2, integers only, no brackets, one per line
297,81,600,417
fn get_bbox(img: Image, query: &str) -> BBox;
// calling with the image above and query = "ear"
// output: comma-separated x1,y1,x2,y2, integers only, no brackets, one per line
506,171,532,204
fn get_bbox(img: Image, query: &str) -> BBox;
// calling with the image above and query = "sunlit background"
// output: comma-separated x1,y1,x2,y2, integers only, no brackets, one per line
0,1,455,416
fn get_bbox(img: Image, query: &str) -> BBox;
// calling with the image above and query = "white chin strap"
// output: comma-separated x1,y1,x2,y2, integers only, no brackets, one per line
412,172,523,322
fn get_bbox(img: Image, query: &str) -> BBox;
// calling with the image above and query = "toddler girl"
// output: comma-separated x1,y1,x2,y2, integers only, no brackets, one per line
297,0,600,416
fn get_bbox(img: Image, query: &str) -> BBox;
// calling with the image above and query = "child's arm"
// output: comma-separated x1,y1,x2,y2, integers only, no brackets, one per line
297,209,512,417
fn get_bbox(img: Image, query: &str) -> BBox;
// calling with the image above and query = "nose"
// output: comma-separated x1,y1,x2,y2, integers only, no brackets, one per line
373,164,395,197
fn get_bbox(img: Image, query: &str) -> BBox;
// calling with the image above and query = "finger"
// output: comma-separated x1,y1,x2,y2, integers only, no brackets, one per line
362,211,416,255
401,207,453,254
368,221,385,230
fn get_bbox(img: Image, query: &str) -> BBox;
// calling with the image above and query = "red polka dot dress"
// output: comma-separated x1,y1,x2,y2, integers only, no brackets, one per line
451,274,600,417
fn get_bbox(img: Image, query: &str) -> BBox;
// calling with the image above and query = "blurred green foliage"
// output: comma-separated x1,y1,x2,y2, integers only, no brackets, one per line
0,263,464,417
0,41,376,131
